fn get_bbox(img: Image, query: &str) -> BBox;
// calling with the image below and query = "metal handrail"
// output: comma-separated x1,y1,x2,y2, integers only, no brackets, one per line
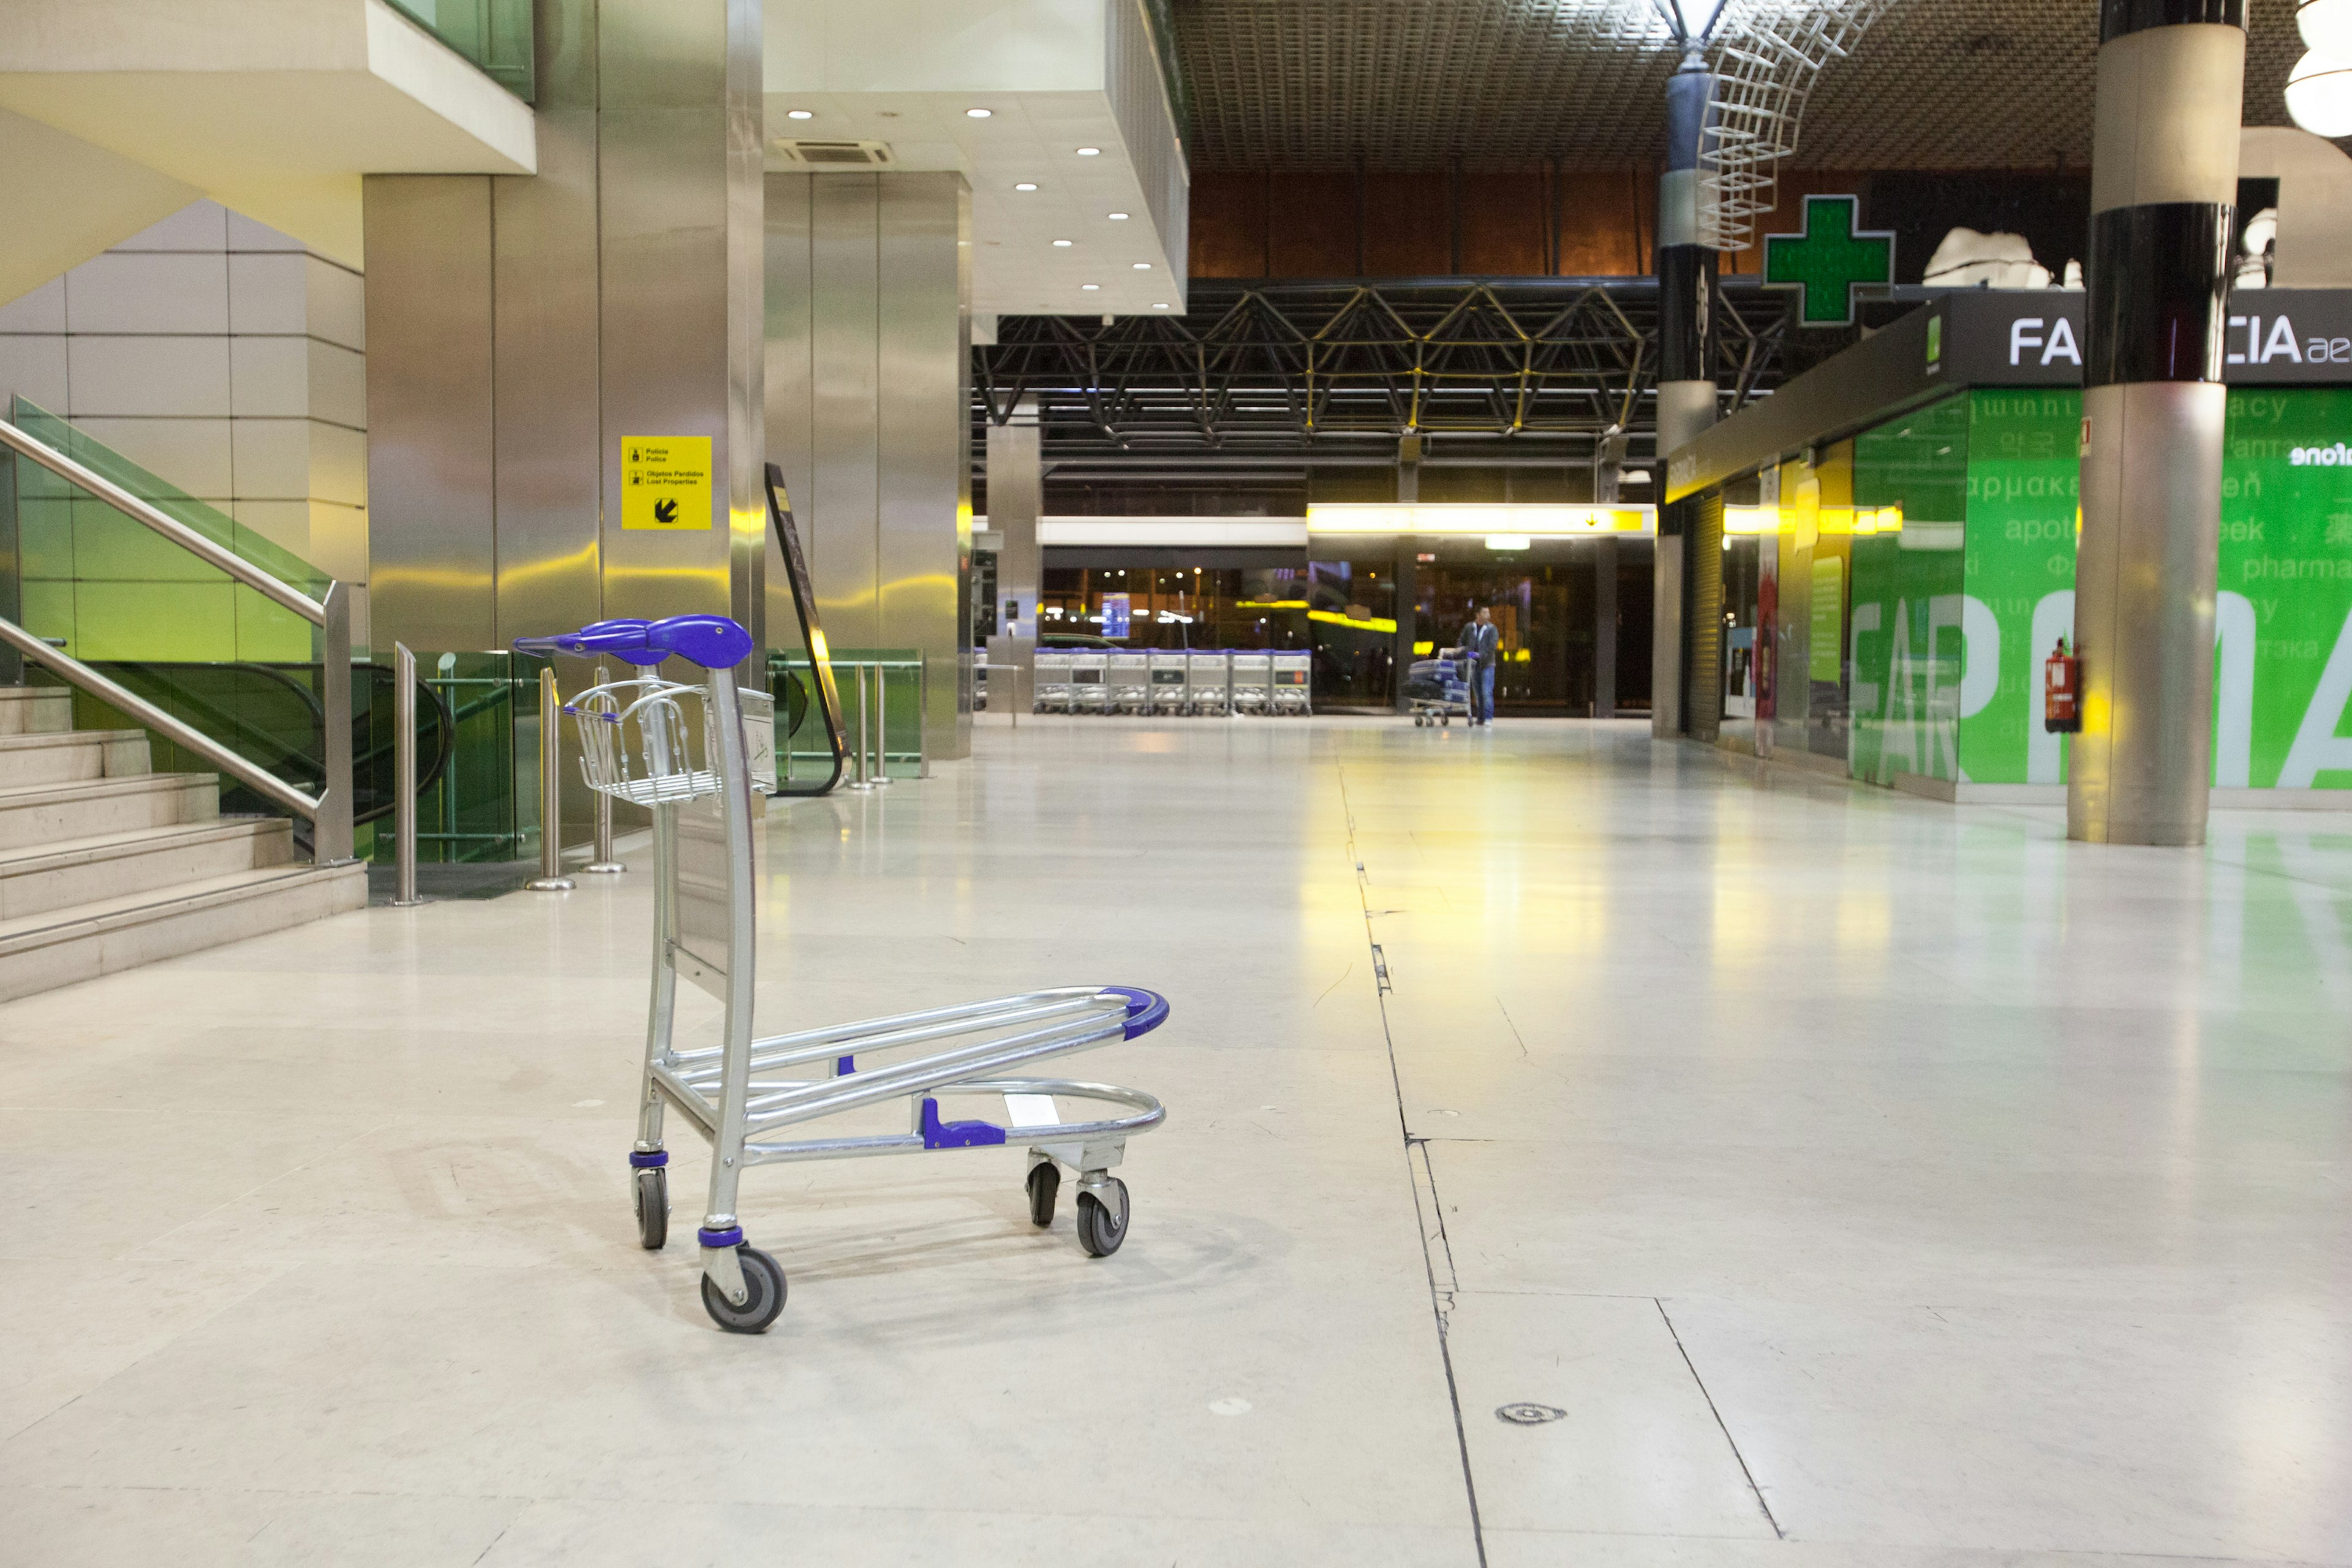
0,415,353,862
0,618,318,820
0,417,325,621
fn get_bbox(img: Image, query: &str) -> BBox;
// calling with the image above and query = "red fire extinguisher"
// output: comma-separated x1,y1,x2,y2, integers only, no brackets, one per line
2044,637,2081,734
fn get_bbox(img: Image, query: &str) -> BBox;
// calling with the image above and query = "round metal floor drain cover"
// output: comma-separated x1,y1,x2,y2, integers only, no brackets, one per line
1496,1402,1566,1425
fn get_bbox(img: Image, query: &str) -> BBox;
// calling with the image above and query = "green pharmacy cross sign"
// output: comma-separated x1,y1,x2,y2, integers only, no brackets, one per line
1763,194,1894,328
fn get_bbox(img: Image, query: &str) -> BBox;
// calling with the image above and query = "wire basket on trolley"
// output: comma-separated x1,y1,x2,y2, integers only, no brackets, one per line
565,677,723,806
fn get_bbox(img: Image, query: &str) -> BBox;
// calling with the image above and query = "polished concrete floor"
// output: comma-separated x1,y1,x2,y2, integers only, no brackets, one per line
3,717,2348,1566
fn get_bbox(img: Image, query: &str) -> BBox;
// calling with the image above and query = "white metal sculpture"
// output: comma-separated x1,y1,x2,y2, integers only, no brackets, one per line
1696,0,1892,252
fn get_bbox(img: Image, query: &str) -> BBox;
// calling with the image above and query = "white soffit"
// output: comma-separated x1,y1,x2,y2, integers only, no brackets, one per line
766,0,1186,319
0,0,537,267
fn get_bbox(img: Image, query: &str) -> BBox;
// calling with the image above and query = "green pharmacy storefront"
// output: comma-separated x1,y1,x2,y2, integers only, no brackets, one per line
1665,287,2352,801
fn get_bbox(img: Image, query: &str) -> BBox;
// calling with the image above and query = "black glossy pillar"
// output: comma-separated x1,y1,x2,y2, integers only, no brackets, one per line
1653,54,1716,739
2071,0,2245,845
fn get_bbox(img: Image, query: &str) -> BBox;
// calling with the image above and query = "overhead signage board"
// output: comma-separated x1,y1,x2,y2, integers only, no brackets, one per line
621,436,714,530
1672,287,2352,502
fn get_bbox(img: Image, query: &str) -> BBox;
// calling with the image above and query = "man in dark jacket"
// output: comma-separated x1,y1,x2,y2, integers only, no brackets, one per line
1463,607,1499,726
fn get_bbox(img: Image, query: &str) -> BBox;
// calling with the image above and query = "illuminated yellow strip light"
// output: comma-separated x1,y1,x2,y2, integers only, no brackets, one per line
1306,503,1655,537
1721,505,1904,537
1308,608,1397,635
1235,599,1310,609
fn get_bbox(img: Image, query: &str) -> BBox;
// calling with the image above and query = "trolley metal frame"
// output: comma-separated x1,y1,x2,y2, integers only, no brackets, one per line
517,614,1170,1333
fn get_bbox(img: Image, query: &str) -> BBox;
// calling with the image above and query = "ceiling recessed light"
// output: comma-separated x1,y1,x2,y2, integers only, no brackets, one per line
1082,283,1101,291
1108,211,1130,220
1076,146,1101,156
1053,238,1074,247
1152,302,1170,309
1132,262,1152,270
785,109,814,120
967,108,993,119
1014,182,1038,191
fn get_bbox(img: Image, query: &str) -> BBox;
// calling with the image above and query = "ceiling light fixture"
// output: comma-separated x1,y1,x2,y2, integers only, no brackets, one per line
1152,302,1170,309
1014,182,1038,191
2304,0,2352,55
1076,146,1101,156
785,109,814,120
1108,211,1130,221
1053,238,1073,247
966,108,993,119
1132,262,1151,270
1082,283,1101,291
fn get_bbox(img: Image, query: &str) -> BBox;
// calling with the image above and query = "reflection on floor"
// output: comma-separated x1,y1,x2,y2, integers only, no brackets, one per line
2,715,2348,1566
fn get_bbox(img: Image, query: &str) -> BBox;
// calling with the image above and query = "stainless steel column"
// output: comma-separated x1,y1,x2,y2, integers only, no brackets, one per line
2070,0,2245,847
527,667,576,891
986,394,1042,726
391,642,424,907
766,171,973,767
1653,50,1719,741
1593,426,1626,720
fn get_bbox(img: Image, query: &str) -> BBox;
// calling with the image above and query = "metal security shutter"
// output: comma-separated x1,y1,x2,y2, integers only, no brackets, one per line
1685,490,1723,742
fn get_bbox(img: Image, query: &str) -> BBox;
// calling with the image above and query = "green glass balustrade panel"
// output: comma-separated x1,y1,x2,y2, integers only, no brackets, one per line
382,0,535,102
70,582,241,663
10,398,331,601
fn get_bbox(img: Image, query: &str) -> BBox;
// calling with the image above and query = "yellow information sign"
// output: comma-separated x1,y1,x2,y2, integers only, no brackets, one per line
620,436,713,531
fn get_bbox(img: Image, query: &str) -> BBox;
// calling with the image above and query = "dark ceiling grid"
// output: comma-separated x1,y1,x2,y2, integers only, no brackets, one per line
1172,0,2306,173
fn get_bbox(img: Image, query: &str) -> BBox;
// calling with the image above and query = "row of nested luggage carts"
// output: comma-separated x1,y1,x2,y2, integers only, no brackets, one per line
1035,649,1312,715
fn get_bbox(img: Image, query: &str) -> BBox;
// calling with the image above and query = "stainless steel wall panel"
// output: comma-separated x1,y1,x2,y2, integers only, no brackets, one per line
763,174,815,654
596,114,733,625
361,175,496,654
594,0,760,636
876,173,971,762
491,104,604,649
810,175,881,652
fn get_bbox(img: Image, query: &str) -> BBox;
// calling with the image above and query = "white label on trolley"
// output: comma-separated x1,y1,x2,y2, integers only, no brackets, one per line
1004,1093,1060,1128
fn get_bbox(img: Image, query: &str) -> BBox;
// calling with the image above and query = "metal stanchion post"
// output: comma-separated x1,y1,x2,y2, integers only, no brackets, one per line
585,660,625,873
847,662,875,792
390,642,425,907
872,662,894,788
918,657,930,778
526,665,576,890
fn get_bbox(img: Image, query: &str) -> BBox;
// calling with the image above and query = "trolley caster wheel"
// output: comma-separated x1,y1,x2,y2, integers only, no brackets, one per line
701,1245,787,1333
1076,1176,1129,1257
1026,1161,1060,1227
634,1167,669,1251
1441,716,1451,727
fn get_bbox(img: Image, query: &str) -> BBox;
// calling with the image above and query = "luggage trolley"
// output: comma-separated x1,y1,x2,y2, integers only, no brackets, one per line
1109,650,1152,714
1148,649,1191,714
1071,650,1111,714
1406,648,1472,726
1033,650,1074,713
1188,650,1230,716
514,614,1170,1333
1230,651,1273,715
1272,651,1313,715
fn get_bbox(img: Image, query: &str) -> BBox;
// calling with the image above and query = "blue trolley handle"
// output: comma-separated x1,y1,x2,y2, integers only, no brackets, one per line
513,614,755,671
1101,986,1171,1040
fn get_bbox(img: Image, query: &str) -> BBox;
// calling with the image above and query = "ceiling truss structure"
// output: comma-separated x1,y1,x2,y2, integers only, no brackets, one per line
975,279,1792,466
1169,0,2306,173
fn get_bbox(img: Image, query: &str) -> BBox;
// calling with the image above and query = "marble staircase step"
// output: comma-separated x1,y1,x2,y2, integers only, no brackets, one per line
0,860,368,1003
0,773,220,851
0,818,298,921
